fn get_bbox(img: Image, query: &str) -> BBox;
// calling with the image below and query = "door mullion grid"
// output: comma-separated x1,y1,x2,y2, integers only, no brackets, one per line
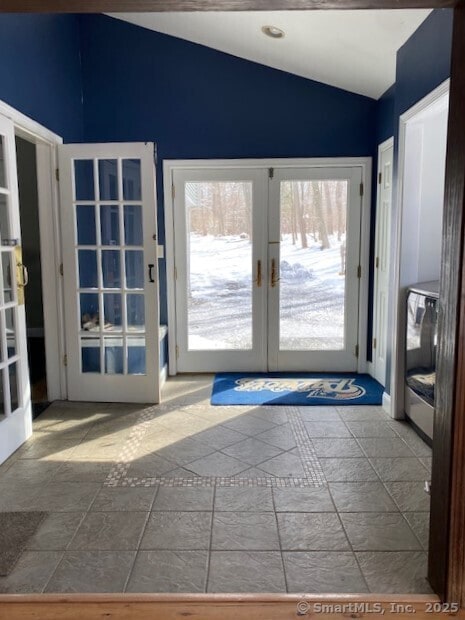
117,158,129,375
93,158,105,376
0,247,9,416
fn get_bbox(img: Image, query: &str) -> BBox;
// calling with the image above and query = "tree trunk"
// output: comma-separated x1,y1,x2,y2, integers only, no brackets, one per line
313,181,330,249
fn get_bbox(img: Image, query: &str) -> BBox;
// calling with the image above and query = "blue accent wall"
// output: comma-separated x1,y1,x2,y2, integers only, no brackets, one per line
78,14,377,324
376,85,396,147
0,14,83,142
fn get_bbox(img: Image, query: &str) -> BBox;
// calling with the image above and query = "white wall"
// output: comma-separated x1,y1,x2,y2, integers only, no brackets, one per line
401,97,448,288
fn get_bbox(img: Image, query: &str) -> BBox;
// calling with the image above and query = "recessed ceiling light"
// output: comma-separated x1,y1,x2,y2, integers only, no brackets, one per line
261,25,285,39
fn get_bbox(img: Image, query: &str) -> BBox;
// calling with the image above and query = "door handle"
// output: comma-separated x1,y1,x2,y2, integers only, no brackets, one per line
148,264,155,283
271,258,280,288
254,260,262,287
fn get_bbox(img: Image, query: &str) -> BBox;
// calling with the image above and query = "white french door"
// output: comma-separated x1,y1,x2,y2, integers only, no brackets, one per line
0,113,32,464
171,163,363,373
59,143,160,403
268,167,363,371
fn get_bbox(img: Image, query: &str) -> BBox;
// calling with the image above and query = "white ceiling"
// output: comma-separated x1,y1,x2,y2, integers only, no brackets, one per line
109,10,432,99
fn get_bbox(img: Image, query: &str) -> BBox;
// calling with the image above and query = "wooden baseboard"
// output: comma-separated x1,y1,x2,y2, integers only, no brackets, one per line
0,593,455,620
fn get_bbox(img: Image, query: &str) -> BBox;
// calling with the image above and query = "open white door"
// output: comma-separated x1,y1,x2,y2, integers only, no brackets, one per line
0,114,32,464
373,138,394,387
59,143,160,403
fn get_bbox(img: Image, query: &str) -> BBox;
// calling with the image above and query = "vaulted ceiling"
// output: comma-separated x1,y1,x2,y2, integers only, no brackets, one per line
110,10,432,99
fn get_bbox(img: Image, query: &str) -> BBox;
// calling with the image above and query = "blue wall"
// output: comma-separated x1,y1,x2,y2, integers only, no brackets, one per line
78,14,377,324
0,14,83,142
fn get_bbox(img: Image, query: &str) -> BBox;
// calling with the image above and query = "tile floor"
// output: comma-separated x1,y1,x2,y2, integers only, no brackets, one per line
0,375,432,594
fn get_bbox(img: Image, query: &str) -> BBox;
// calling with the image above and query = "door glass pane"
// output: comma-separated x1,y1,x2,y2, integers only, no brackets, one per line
0,371,4,416
100,205,120,246
185,181,253,350
104,338,124,374
74,160,95,201
5,308,16,358
0,136,6,189
279,180,348,351
122,159,142,201
80,293,99,331
0,195,10,243
8,362,18,412
127,294,145,331
127,337,146,375
2,252,13,303
102,250,121,288
77,205,96,245
78,250,98,288
81,338,100,373
103,293,122,331
99,159,118,201
125,251,144,289
124,205,143,246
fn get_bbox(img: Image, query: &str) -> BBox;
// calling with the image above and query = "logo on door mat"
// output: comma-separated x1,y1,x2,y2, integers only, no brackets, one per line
234,377,366,400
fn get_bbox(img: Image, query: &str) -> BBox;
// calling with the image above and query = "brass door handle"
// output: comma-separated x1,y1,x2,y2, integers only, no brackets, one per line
254,260,262,287
271,258,280,287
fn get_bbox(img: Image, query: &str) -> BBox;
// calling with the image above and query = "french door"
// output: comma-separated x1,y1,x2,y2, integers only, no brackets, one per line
59,143,160,403
0,113,31,463
172,164,363,373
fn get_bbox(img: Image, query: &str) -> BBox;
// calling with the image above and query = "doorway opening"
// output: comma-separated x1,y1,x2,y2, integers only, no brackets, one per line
165,159,371,375
15,136,48,418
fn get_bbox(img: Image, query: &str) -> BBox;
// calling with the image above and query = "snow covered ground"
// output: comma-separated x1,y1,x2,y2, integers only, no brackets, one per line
187,233,346,351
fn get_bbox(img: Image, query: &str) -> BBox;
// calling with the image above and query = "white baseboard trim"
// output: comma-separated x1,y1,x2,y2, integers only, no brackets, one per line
382,391,392,417
160,365,168,388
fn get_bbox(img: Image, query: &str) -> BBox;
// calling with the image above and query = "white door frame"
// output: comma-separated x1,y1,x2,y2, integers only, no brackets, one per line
390,78,450,419
371,136,394,388
164,157,371,376
0,99,65,402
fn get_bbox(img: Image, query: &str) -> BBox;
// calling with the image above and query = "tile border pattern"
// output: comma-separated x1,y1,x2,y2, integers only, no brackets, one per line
104,405,326,488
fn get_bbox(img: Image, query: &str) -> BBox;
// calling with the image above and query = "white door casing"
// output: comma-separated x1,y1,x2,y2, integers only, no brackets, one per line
373,138,394,387
0,113,32,464
59,142,160,403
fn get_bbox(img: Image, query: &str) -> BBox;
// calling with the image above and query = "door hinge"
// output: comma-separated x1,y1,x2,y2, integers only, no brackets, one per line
171,183,175,200
59,263,63,276
176,345,179,359
359,182,364,197
373,338,377,350
268,167,274,179
154,143,158,166
355,344,359,358
63,354,68,367
378,172,382,184
174,266,177,280
55,168,60,182
357,265,362,278
375,256,379,269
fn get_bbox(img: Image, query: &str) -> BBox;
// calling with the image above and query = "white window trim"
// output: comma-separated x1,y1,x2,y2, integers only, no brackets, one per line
163,157,371,376
0,99,66,401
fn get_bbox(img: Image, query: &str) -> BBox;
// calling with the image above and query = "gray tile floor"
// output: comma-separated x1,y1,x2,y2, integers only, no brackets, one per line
0,375,432,594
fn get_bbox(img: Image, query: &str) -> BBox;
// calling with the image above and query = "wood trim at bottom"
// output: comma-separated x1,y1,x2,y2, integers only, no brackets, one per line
0,593,453,620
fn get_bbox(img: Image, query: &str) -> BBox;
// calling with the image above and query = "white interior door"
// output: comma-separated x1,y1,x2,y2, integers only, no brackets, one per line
0,114,32,464
373,139,394,387
172,168,268,372
268,167,363,371
59,143,160,403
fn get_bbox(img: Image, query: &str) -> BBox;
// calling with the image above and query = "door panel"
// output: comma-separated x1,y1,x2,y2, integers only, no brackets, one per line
268,168,362,371
0,114,31,464
173,169,268,372
59,143,159,403
373,141,394,387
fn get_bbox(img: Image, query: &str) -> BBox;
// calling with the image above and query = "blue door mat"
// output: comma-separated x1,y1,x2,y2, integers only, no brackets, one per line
211,373,383,406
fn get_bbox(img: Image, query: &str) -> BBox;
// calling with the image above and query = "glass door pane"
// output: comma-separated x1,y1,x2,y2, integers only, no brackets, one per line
185,181,253,351
279,179,348,351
